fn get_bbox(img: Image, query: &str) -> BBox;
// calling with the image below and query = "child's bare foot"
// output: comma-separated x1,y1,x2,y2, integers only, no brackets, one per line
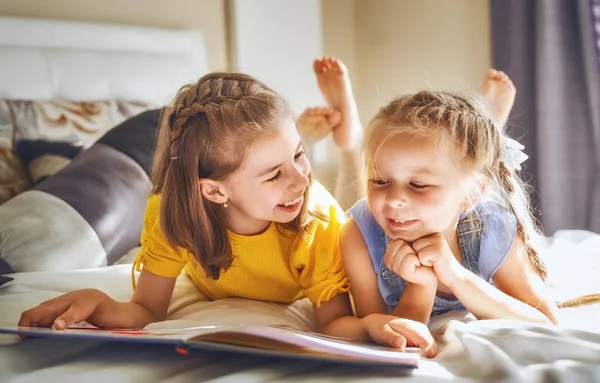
481,69,516,129
296,107,342,148
313,57,362,151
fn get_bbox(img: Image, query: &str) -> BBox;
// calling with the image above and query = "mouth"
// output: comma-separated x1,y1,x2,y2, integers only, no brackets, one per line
387,218,419,228
277,195,304,212
280,195,303,207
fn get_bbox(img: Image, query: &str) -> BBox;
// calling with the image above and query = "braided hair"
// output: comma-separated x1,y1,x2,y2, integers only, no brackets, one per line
152,73,312,279
365,91,600,308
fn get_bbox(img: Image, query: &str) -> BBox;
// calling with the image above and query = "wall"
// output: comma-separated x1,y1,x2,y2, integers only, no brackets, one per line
354,0,491,124
318,0,491,189
0,0,491,190
227,0,323,114
0,0,228,72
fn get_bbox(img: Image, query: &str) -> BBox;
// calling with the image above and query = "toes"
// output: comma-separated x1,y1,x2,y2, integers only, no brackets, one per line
486,68,499,79
313,58,326,74
326,57,344,74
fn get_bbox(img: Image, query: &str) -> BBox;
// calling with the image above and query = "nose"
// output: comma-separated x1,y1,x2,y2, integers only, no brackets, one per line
385,183,409,207
290,162,310,193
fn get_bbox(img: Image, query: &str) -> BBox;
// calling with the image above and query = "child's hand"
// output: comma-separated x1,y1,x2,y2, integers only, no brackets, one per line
363,313,437,357
18,289,111,330
384,239,437,286
412,233,464,286
296,107,341,148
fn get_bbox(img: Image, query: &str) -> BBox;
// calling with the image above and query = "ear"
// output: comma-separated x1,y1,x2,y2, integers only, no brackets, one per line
199,179,228,204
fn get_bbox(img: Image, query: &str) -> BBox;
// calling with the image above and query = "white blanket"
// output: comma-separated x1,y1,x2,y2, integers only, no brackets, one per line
1,230,600,382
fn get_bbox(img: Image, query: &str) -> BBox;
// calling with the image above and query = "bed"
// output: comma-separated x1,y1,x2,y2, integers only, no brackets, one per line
1,16,600,383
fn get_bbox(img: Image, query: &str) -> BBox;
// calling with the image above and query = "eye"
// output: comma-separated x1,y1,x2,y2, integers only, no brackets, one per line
370,179,389,186
266,171,282,183
410,182,428,189
294,149,305,160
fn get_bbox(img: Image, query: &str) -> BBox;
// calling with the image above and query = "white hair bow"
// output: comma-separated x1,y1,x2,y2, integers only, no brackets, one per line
501,136,528,171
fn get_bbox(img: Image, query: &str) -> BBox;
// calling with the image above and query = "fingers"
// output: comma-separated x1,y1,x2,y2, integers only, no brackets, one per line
326,109,342,127
383,239,405,266
389,319,438,358
380,324,407,349
411,233,443,266
18,298,72,328
54,303,94,330
385,239,422,278
398,252,421,278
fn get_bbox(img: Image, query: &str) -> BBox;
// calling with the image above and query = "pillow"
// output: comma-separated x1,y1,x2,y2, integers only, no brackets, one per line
0,101,31,204
0,109,162,274
0,275,13,288
15,140,83,184
7,100,150,149
0,100,150,204
0,149,30,205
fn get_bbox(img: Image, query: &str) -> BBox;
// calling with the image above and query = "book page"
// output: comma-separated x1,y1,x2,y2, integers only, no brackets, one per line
190,324,420,365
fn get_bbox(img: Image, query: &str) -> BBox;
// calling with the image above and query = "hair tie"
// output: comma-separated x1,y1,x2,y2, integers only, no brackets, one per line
501,135,528,170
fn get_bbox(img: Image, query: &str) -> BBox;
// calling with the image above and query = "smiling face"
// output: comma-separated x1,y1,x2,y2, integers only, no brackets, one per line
366,132,469,243
219,115,311,235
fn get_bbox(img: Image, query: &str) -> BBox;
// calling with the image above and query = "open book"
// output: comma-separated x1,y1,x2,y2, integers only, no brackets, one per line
0,324,420,367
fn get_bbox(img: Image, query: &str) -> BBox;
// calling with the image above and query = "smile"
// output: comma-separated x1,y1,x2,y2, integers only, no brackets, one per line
280,195,303,207
387,218,418,228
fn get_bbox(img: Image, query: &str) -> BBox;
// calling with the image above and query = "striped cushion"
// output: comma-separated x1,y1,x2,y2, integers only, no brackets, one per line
0,109,161,273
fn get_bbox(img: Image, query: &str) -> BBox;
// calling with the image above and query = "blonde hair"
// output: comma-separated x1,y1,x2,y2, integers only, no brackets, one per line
152,72,313,280
366,91,599,308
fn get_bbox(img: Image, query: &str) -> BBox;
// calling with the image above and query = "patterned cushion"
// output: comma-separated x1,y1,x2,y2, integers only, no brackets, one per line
15,140,83,184
0,149,30,205
0,99,150,204
2,100,149,148
0,109,162,273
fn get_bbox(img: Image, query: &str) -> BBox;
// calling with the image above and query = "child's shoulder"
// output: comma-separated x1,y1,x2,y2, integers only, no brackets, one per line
143,193,163,229
346,198,370,220
471,200,517,239
472,200,515,221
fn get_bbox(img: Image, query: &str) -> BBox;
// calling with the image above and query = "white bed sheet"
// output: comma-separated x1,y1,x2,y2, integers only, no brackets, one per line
1,230,600,382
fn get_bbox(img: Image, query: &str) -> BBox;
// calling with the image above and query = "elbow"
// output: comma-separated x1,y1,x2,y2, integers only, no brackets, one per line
530,308,555,326
135,303,167,328
536,315,554,326
536,304,559,325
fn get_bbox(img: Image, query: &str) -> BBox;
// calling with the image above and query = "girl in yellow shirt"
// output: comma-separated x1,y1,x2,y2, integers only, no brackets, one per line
19,58,435,356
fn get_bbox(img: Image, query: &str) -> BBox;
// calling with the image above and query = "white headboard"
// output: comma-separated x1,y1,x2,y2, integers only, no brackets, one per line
0,17,208,106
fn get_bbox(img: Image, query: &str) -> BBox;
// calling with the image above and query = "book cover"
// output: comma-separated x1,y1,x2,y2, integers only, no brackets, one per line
0,324,420,368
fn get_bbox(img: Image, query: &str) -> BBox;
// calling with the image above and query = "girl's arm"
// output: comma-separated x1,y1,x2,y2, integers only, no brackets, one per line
391,283,436,325
382,239,438,324
445,236,556,324
491,236,559,324
313,219,436,356
19,269,176,329
314,293,437,357
340,218,388,317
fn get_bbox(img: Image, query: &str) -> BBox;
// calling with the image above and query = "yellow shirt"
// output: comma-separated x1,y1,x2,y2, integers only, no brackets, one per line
132,182,349,306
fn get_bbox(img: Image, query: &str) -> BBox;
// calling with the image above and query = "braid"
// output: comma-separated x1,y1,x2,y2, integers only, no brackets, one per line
151,71,311,280
497,161,547,281
367,90,600,309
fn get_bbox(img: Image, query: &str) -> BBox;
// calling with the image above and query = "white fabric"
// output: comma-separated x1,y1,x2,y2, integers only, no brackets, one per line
0,17,207,105
1,230,600,382
0,190,106,271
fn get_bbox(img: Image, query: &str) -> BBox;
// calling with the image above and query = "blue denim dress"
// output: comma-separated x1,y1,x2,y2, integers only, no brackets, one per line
347,198,517,316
